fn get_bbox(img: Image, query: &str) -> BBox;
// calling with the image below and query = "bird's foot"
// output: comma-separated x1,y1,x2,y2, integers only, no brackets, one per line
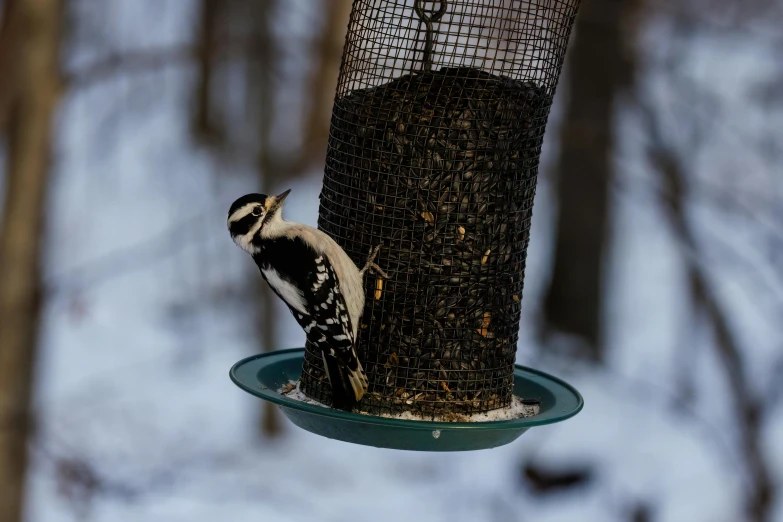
360,245,388,278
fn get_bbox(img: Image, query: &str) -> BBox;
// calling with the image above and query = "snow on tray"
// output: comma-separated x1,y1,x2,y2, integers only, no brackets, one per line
279,381,539,422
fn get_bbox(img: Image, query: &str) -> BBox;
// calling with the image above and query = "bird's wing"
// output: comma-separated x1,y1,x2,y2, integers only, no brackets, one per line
255,236,366,407
255,237,356,357
301,261,368,407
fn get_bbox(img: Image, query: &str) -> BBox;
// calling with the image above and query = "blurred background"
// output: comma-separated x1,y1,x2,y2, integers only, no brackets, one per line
0,0,782,521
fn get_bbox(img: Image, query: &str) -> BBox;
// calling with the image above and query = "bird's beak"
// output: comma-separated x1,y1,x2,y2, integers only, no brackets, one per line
270,189,291,213
275,189,291,203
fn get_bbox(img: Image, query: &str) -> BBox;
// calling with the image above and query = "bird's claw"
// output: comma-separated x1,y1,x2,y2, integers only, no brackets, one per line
369,263,389,279
361,245,388,278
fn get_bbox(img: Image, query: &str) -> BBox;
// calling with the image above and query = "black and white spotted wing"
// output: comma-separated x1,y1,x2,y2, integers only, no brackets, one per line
252,236,367,408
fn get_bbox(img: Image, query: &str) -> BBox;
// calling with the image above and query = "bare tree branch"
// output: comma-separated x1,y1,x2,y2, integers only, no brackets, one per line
63,45,194,90
44,205,224,296
639,97,776,522
766,354,783,409
62,38,285,92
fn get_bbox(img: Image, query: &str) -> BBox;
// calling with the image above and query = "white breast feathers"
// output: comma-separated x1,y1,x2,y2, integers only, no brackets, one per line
262,268,308,315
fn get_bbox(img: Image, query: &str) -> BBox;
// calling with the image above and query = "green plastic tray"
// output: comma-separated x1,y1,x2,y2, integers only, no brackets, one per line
230,348,583,451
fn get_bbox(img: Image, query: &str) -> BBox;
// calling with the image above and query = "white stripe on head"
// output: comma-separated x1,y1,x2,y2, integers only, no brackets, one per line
227,203,258,224
229,202,266,255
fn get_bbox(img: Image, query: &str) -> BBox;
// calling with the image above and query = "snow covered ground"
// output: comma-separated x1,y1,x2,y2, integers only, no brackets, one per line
19,2,783,522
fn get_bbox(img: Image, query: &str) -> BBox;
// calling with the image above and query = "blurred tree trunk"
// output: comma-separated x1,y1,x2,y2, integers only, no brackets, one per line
190,0,350,438
542,0,641,361
265,0,352,179
191,0,224,146
0,0,62,521
640,93,777,522
252,0,350,438
251,0,283,439
0,0,22,129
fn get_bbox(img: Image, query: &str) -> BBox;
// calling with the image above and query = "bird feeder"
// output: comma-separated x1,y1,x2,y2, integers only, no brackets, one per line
231,0,584,450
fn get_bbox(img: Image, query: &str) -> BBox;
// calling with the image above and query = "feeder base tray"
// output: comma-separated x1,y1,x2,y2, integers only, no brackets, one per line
230,348,583,452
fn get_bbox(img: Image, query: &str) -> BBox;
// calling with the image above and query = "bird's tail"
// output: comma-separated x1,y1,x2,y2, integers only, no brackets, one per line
322,349,368,411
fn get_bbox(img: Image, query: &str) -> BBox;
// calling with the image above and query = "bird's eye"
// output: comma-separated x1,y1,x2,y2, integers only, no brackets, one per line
252,207,263,217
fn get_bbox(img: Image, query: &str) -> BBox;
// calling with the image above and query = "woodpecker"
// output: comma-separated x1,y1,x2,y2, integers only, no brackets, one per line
227,190,385,410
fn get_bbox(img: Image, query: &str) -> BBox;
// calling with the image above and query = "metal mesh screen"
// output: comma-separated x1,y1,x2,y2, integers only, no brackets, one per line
301,0,581,417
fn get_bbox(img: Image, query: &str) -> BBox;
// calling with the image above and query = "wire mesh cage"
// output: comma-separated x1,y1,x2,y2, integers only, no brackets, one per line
301,0,581,418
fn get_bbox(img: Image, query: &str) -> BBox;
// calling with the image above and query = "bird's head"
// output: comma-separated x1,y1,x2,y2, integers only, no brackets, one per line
227,189,291,254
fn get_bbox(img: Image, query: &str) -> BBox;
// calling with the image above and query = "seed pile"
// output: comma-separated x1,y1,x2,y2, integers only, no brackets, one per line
301,67,550,417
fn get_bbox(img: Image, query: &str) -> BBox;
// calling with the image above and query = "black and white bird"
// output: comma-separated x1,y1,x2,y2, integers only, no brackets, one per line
227,189,385,410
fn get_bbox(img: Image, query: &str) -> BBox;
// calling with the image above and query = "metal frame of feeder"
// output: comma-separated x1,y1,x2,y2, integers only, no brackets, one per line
305,0,583,418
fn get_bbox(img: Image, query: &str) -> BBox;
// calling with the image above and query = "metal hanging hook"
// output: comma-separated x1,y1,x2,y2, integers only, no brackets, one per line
413,0,447,71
